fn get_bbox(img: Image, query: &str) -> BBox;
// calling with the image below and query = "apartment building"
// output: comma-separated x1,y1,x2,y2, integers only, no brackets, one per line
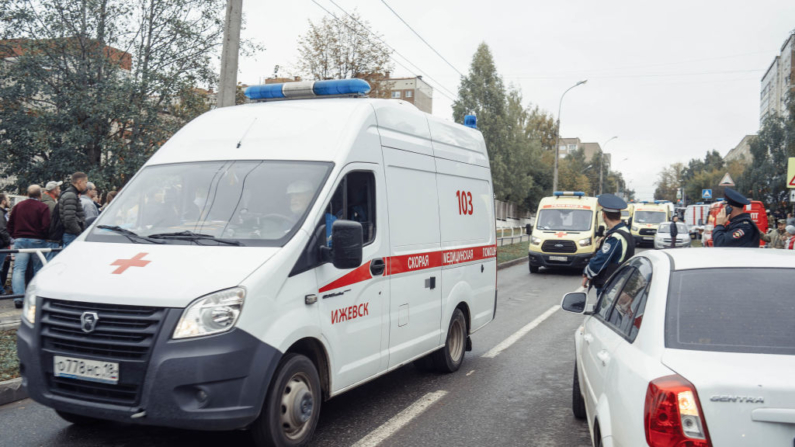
383,75,433,114
760,31,795,126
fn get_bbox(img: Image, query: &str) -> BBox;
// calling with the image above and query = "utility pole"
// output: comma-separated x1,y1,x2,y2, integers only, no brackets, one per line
217,0,243,108
552,80,587,192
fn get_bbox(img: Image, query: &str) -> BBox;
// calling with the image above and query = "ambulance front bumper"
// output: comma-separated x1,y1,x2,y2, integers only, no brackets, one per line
527,250,593,269
16,305,281,431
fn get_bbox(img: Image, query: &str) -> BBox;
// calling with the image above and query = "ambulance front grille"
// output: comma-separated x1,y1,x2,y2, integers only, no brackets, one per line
541,240,577,253
639,229,656,235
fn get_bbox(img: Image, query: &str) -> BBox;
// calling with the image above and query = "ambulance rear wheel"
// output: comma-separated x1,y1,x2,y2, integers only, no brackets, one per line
252,353,321,447
529,265,539,273
432,308,467,373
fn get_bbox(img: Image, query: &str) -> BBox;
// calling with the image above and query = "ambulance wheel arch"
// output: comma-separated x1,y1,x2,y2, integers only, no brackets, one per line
440,280,474,341
282,337,333,401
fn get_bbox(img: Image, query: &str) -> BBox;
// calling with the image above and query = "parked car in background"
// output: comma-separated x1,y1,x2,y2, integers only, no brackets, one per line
653,222,691,249
561,249,795,447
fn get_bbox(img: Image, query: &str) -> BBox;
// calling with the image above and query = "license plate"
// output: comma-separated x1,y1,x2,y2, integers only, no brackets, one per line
643,237,654,240
549,256,568,262
53,356,119,384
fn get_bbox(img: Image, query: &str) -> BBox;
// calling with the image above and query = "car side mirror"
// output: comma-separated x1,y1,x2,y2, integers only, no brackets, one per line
596,225,605,238
525,224,533,235
561,292,587,314
324,220,363,270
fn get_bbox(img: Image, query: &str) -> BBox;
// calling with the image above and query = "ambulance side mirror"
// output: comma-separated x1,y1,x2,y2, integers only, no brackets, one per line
329,220,363,270
525,224,533,235
597,225,605,238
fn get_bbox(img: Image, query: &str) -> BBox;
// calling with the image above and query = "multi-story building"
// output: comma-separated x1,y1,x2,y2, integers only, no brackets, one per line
558,138,607,165
725,135,756,164
760,31,794,126
383,75,433,114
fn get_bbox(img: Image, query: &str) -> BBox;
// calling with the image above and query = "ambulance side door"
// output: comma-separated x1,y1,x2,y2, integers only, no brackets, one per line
315,165,390,392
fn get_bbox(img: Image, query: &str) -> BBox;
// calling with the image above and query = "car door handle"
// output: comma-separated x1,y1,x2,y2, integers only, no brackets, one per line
597,350,610,366
370,258,386,276
583,334,594,345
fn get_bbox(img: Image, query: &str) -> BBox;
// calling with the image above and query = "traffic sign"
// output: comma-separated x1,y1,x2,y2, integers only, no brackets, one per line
719,172,735,187
788,157,795,189
791,190,795,201
702,189,712,199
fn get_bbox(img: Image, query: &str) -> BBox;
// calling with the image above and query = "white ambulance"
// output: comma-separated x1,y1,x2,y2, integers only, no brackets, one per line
16,79,497,446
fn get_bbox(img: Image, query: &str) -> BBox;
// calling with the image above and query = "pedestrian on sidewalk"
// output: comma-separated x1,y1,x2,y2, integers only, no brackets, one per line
60,172,88,247
7,185,51,308
788,213,795,227
100,190,117,213
669,215,679,248
766,219,789,249
41,181,62,215
0,194,12,295
80,181,99,222
786,226,795,250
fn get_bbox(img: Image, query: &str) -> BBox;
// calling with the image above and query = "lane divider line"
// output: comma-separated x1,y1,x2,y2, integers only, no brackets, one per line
351,390,448,447
481,305,560,359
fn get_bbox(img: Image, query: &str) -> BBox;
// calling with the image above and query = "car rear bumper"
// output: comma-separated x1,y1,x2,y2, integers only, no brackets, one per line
528,251,592,269
17,309,281,431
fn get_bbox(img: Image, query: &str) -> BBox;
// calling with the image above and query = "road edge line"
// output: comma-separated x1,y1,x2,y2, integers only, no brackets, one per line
351,390,448,447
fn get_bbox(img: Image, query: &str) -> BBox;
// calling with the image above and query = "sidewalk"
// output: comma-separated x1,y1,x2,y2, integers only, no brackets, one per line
0,300,21,331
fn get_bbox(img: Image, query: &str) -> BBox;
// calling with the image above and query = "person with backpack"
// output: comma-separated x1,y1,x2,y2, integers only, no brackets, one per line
57,172,88,247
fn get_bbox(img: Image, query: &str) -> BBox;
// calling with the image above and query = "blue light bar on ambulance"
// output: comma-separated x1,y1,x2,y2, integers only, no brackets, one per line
553,191,585,197
245,79,371,101
464,115,477,129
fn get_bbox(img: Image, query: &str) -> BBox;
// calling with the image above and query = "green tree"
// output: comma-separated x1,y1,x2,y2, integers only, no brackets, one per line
453,43,510,200
0,0,230,192
654,162,685,202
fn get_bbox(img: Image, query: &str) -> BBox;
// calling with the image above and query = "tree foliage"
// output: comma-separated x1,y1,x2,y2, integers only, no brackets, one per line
296,12,393,98
0,0,228,192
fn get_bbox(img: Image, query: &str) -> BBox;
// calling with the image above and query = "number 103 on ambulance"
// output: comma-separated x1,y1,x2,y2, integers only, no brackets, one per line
456,190,474,215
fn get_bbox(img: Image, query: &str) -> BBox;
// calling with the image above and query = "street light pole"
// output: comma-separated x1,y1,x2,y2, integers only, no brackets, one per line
217,0,243,108
600,136,617,196
552,79,587,192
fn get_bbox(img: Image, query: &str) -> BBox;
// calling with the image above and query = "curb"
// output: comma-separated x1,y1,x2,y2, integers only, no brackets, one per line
497,257,528,270
0,320,20,331
0,378,27,407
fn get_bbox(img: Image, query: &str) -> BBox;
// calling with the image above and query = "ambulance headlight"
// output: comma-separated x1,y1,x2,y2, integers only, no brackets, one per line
632,226,639,232
578,237,592,247
22,277,38,325
173,288,245,339
531,236,541,245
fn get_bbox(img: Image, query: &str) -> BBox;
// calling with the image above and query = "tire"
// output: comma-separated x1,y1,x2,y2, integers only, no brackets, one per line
431,308,467,373
251,354,322,447
529,265,539,273
55,410,103,426
572,363,587,420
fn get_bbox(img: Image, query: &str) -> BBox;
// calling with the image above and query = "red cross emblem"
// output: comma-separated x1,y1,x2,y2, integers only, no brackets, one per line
555,232,567,238
111,253,151,275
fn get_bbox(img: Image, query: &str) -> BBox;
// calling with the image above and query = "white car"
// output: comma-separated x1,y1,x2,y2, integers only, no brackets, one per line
653,222,691,249
561,249,795,447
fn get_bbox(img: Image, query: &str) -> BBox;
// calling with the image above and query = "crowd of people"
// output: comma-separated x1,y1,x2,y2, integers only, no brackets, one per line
763,217,795,250
0,172,117,308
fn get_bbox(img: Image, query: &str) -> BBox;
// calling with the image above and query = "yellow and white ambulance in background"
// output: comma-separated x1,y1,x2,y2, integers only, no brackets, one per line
621,202,634,225
527,192,604,273
630,201,671,245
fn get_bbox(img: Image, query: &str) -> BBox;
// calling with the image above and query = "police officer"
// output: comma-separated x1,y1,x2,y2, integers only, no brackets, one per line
712,188,760,247
582,194,635,293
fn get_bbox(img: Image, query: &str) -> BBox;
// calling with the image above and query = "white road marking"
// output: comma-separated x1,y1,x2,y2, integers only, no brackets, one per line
466,370,475,376
481,305,560,358
351,391,448,447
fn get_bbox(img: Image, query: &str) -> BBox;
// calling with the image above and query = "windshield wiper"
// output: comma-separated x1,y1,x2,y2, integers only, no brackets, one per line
97,225,165,244
147,231,243,246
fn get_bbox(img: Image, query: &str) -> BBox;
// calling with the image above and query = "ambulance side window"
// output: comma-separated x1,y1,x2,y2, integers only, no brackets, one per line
322,171,376,246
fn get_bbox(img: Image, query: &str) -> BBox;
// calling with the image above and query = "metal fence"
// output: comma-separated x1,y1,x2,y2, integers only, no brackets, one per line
0,247,62,301
496,227,530,247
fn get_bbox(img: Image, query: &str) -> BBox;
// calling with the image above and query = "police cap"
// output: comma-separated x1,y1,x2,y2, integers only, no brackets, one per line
597,194,627,213
723,187,750,207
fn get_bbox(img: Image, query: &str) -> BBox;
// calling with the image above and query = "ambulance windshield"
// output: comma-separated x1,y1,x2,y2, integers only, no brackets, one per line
88,160,332,247
536,209,593,232
634,211,666,224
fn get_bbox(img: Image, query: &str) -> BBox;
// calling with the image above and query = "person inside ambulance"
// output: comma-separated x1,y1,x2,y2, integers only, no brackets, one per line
582,194,635,294
287,180,315,222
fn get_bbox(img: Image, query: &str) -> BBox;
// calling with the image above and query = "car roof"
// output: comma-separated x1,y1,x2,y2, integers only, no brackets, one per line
641,248,795,271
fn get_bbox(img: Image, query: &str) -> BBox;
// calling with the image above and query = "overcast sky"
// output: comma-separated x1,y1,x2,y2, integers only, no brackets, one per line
235,0,795,200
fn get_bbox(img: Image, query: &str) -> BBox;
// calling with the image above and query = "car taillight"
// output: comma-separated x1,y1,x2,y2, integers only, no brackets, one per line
644,375,712,447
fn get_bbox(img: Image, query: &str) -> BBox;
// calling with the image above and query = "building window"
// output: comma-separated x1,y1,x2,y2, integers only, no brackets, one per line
391,91,401,99
405,90,413,98
568,144,577,151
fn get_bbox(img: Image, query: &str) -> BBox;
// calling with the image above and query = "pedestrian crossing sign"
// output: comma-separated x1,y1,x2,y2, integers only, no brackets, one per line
788,157,795,189
702,189,712,199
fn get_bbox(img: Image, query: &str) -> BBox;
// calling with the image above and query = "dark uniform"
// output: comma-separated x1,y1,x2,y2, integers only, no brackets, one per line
584,194,636,294
712,188,761,248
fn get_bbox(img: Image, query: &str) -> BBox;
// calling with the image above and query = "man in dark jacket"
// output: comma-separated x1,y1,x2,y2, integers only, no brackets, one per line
59,172,88,247
0,194,11,295
669,215,679,248
713,188,761,247
7,185,51,307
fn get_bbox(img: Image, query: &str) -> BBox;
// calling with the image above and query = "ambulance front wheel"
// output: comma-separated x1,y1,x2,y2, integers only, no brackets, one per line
432,308,467,373
252,353,322,447
529,264,539,273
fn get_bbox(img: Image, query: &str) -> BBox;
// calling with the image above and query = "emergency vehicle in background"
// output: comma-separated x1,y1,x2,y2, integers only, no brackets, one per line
16,79,498,446
620,203,634,225
702,200,768,247
683,203,711,238
630,202,670,246
527,192,604,273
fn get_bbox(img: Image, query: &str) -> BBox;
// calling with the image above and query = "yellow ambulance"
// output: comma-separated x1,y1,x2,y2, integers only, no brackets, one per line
527,191,604,273
630,202,670,245
621,203,634,225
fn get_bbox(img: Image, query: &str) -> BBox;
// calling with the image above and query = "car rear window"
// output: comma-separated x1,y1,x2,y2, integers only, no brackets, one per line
666,269,795,355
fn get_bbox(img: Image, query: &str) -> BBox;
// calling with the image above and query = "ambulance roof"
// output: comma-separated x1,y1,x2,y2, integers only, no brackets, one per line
634,203,668,212
538,195,599,210
146,98,488,168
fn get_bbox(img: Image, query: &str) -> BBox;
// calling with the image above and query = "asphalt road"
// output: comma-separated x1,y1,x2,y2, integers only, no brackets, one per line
0,261,594,447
